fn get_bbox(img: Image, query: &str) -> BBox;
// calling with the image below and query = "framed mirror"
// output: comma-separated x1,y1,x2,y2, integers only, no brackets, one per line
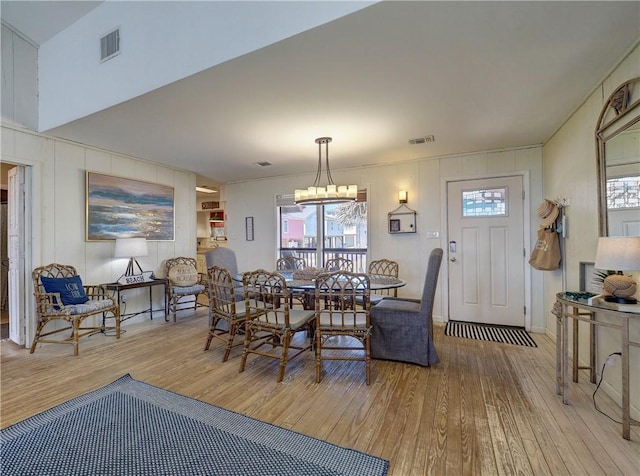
596,78,640,237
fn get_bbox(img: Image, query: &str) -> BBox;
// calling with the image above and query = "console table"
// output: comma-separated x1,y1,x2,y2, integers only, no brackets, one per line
555,292,640,440
105,279,167,321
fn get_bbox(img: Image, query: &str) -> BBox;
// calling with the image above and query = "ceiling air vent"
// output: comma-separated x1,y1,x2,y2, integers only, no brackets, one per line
100,29,120,62
409,135,435,145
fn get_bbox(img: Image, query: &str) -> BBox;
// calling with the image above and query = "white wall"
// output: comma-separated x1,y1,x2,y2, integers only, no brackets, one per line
1,26,37,129
1,124,199,337
0,24,199,344
542,42,640,418
38,1,374,131
224,145,545,331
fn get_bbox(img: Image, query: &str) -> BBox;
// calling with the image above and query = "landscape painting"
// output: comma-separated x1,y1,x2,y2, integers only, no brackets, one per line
86,172,175,241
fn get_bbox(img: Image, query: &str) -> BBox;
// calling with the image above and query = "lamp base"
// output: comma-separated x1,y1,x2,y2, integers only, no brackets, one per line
604,295,638,305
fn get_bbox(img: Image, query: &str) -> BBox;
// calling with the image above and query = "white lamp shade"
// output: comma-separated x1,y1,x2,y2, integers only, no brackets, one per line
114,237,148,258
594,236,640,271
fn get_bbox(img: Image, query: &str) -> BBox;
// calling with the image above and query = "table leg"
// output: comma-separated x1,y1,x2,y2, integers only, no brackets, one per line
149,285,153,319
622,318,630,440
572,309,579,382
589,311,596,384
556,303,562,396
562,303,569,404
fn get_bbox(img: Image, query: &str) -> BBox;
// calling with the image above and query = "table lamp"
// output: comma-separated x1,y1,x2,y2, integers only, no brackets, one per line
114,237,148,277
594,236,640,304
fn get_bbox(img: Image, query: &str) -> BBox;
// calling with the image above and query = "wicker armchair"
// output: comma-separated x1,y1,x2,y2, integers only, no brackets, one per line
369,248,442,366
276,256,307,271
31,263,119,356
205,247,243,297
324,257,353,272
314,271,372,384
240,270,315,382
276,256,307,307
367,259,399,305
205,265,248,362
164,257,207,322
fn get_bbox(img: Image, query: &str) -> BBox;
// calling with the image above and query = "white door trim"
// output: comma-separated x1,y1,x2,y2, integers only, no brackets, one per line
440,171,532,331
3,159,39,348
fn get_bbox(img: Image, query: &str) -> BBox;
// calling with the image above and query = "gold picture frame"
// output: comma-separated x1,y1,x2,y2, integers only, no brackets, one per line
86,171,175,241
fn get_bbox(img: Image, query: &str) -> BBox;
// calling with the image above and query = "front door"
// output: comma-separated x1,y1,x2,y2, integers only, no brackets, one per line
447,176,525,326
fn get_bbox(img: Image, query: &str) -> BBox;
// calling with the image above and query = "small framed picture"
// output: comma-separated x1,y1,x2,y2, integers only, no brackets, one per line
245,217,254,241
389,219,401,233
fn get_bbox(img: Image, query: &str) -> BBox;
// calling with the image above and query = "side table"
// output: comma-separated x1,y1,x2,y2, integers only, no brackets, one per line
105,278,167,322
555,292,640,440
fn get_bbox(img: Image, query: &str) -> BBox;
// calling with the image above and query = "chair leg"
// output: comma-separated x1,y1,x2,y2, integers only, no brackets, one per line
204,316,218,351
239,326,251,373
30,321,45,353
277,331,292,382
114,310,121,338
72,319,80,356
315,332,322,383
365,337,371,385
223,321,236,362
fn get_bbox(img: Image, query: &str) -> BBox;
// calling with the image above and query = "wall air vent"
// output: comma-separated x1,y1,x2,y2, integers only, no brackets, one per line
409,135,435,145
100,29,120,62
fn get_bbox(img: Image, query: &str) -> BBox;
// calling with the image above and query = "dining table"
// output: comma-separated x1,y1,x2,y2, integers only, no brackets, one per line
233,271,406,310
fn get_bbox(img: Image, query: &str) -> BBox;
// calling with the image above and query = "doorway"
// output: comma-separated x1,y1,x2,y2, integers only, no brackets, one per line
447,175,526,327
1,162,28,344
1,188,7,339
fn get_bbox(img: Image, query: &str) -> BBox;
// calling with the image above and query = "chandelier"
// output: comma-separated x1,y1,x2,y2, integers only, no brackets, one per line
294,137,358,205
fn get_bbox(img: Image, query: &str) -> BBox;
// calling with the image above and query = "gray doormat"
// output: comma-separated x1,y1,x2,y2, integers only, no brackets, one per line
1,374,388,475
445,320,537,347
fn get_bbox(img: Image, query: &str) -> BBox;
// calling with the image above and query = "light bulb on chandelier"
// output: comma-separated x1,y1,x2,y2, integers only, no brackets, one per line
294,137,358,205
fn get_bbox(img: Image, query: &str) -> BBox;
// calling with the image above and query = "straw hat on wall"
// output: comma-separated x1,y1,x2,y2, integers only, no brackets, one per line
536,199,559,227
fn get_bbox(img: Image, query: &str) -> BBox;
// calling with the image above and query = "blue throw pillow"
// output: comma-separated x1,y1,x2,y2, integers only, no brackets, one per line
40,276,89,306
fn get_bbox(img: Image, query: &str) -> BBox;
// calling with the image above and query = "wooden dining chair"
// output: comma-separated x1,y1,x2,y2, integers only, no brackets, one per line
367,258,400,305
205,265,248,362
314,271,372,384
324,257,353,272
276,256,308,307
240,270,316,382
276,256,307,271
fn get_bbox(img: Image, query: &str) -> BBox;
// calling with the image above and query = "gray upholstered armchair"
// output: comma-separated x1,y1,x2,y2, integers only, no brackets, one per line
369,248,443,366
204,247,238,276
205,247,243,298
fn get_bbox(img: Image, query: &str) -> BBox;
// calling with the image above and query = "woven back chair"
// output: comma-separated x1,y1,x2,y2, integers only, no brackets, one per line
204,265,248,362
240,269,315,382
276,256,307,271
276,256,308,307
368,258,400,303
324,257,354,272
314,271,372,384
164,257,207,322
31,263,119,355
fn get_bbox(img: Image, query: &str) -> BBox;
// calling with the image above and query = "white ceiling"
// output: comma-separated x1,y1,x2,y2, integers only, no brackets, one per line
2,1,639,191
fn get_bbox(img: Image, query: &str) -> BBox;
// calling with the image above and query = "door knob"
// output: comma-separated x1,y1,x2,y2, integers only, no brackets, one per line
450,257,456,262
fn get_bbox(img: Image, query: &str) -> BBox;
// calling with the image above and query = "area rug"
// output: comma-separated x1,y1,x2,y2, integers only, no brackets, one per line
444,320,537,347
1,374,388,476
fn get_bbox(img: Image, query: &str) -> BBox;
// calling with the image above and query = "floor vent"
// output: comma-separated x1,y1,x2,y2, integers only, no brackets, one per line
101,29,120,62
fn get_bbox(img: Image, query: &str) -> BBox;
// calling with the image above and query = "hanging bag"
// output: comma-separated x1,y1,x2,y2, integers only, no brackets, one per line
529,227,561,271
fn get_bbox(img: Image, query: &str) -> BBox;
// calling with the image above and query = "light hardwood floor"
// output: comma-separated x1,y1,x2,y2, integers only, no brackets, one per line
2,309,638,475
